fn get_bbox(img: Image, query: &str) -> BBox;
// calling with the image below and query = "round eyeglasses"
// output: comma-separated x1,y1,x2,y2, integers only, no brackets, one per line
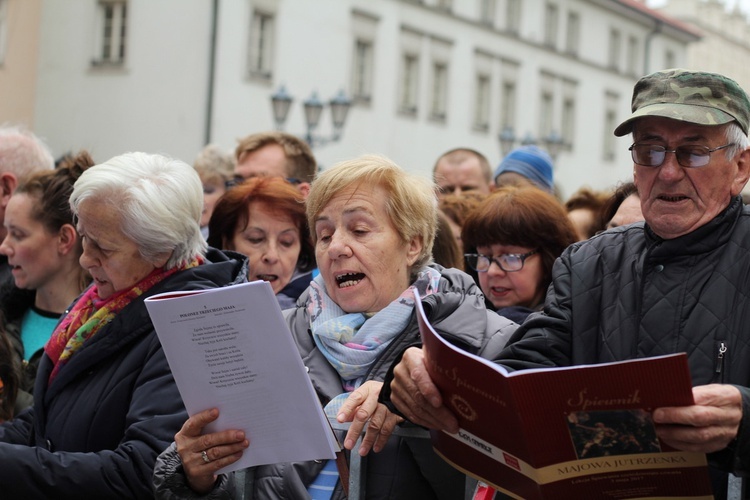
464,250,538,273
629,143,734,168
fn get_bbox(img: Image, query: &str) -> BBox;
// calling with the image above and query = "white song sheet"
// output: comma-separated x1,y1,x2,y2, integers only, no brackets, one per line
145,280,338,474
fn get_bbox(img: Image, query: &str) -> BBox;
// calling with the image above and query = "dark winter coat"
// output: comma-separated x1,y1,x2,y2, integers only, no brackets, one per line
0,248,247,499
495,195,750,499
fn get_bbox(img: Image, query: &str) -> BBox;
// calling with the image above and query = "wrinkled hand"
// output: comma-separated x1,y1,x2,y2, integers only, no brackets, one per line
336,381,402,455
174,408,250,494
390,347,459,433
653,384,742,453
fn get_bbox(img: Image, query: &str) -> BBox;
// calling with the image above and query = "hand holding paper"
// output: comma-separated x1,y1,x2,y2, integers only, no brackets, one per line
145,281,338,475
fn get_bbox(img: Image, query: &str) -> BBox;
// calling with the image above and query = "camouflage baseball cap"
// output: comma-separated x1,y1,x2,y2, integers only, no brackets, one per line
614,68,750,136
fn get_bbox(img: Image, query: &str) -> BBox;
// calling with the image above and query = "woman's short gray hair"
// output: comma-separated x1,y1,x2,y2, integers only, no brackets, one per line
306,154,438,275
70,152,207,269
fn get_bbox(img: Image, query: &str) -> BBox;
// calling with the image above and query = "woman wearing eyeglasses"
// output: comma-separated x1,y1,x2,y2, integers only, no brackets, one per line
462,186,578,323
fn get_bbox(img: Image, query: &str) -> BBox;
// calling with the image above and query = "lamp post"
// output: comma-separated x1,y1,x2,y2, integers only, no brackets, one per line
498,126,537,157
542,130,565,161
270,85,293,130
270,86,352,148
498,126,565,161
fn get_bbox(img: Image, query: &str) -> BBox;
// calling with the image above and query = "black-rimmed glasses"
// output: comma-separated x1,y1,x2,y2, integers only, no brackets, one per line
464,250,539,273
629,143,735,168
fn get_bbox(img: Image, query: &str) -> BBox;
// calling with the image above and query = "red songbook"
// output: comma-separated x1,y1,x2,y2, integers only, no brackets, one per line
415,291,712,500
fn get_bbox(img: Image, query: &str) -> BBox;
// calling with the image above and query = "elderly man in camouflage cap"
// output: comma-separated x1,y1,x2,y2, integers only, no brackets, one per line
381,68,750,499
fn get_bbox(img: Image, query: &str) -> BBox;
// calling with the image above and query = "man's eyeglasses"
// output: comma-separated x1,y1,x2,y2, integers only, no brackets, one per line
464,250,538,273
629,143,735,168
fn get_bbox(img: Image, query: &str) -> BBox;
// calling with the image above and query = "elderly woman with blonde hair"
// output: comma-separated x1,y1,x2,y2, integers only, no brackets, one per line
0,152,247,498
155,154,517,499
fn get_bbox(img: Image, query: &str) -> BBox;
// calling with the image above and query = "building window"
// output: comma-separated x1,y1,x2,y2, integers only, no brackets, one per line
93,0,127,66
436,0,452,12
665,49,676,69
544,3,559,49
474,74,490,131
399,54,420,115
603,109,616,161
562,97,575,148
248,10,275,80
565,12,579,56
479,0,496,26
608,28,621,71
352,39,374,103
626,35,638,75
500,81,516,130
540,91,554,139
430,62,448,121
506,0,521,35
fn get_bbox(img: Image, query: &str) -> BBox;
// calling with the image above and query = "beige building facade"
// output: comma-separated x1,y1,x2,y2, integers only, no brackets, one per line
0,0,43,127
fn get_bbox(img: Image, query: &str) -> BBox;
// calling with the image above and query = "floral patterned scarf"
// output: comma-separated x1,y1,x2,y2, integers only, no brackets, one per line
45,258,201,382
307,266,441,417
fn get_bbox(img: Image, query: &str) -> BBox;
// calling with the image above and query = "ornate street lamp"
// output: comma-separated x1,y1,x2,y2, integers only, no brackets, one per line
498,126,565,161
542,130,565,160
498,126,516,157
270,85,293,130
329,89,352,141
498,126,537,157
270,86,351,148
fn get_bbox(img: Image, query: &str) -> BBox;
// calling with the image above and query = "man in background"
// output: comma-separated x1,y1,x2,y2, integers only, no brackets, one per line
233,131,316,198
0,126,55,282
432,148,493,198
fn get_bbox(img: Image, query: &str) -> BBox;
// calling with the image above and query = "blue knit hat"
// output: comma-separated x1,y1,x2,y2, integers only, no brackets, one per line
493,146,554,192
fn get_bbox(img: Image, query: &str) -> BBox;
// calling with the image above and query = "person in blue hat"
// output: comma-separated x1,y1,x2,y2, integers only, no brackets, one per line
493,145,555,193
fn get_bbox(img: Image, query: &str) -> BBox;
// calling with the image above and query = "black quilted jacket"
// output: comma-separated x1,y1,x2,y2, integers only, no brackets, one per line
497,195,750,499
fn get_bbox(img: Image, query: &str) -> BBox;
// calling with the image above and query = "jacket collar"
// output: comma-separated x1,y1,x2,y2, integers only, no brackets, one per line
646,195,743,257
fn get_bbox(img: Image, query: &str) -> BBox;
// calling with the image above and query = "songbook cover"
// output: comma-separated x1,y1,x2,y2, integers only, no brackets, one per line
415,290,712,500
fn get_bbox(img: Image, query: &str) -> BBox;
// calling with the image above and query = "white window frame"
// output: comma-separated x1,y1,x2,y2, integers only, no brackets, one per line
399,53,420,115
500,80,516,130
474,74,491,131
626,35,638,75
565,11,580,56
603,109,616,161
430,62,448,121
506,0,521,35
479,0,496,27
93,0,128,66
609,28,621,71
247,10,275,80
352,39,374,103
540,91,554,140
544,3,559,48
562,97,575,148
665,49,676,69
436,0,452,12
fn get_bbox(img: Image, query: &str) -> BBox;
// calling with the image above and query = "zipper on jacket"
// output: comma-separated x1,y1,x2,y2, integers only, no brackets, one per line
715,341,727,379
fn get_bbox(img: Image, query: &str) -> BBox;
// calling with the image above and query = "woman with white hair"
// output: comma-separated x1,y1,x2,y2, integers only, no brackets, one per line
0,152,247,498
154,155,517,499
